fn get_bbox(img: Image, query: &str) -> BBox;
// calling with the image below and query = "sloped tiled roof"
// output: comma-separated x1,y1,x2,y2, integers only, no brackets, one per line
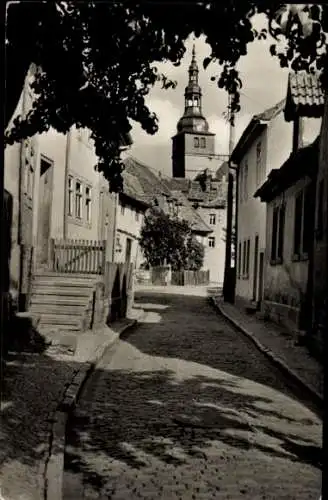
188,179,227,207
255,98,286,121
123,156,172,199
164,177,191,193
122,171,147,205
170,190,213,234
284,71,324,121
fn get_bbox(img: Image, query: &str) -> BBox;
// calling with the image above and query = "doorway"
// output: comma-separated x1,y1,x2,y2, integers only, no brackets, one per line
37,157,54,268
125,238,132,263
252,235,259,301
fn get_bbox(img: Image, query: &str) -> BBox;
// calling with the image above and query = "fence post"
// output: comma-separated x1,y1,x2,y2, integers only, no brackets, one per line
101,240,106,275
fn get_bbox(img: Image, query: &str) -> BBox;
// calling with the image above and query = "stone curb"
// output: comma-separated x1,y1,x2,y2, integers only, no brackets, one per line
210,297,323,409
44,313,144,500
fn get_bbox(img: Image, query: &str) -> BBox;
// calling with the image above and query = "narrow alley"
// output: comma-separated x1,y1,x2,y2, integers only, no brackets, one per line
63,289,322,500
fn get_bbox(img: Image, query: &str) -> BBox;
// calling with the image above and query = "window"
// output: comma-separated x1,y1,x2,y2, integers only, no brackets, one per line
194,137,199,148
277,204,285,260
316,179,324,240
85,186,92,223
239,168,244,204
200,137,206,148
256,142,262,186
302,185,311,255
293,184,312,258
208,236,215,248
194,97,199,106
209,213,216,225
75,181,83,218
135,210,140,222
188,98,193,107
120,204,125,216
238,241,242,278
244,161,248,201
190,74,197,82
293,192,303,256
246,239,250,277
271,204,285,264
242,240,247,276
68,177,73,215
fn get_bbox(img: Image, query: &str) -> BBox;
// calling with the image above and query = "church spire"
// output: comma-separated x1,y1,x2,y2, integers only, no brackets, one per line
176,44,209,133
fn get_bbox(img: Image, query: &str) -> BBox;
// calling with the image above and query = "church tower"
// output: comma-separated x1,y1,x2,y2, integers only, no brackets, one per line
172,45,216,179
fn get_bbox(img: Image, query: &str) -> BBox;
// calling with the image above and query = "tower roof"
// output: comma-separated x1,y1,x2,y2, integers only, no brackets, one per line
176,45,210,134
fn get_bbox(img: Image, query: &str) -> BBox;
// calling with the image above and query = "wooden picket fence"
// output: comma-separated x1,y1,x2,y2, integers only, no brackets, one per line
49,238,106,274
171,270,210,286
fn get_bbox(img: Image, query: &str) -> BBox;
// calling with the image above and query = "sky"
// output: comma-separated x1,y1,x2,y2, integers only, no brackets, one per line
129,14,290,177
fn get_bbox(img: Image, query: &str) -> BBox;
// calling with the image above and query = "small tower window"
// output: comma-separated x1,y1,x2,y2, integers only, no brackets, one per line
193,98,199,106
194,137,199,148
200,137,206,148
187,98,193,107
190,74,197,82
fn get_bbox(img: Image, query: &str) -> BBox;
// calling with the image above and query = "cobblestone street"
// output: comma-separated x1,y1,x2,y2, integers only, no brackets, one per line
64,290,322,499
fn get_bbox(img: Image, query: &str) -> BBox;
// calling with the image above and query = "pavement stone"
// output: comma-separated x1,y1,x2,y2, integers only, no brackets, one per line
64,290,322,500
0,310,142,500
212,297,323,402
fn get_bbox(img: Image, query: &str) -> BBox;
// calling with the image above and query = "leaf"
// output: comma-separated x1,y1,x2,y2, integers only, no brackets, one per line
203,56,212,70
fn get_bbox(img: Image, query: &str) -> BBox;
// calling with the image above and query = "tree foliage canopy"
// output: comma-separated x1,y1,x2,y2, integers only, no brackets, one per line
5,2,328,191
139,207,204,271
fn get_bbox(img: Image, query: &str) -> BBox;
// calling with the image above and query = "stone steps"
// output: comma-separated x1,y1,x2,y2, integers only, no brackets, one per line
29,272,100,333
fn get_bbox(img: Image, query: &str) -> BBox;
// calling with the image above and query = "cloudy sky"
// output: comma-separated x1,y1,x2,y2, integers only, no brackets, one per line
129,13,289,177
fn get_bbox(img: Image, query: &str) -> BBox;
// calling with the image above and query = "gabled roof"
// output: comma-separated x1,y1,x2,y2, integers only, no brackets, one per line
170,190,213,234
188,179,227,208
123,156,172,199
284,71,324,122
163,177,191,193
231,98,285,164
254,136,319,202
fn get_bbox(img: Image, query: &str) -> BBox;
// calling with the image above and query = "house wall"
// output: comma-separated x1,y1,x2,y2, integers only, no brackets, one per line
236,112,293,303
312,96,328,349
197,206,226,284
115,198,144,268
4,73,37,300
263,176,312,333
302,116,322,146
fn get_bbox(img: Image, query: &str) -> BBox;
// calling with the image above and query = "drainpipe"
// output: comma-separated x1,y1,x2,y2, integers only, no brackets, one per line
63,128,72,240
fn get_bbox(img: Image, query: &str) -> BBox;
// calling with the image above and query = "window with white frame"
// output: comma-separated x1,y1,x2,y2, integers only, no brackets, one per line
209,213,216,225
85,186,92,223
68,177,73,215
75,181,83,219
208,236,215,248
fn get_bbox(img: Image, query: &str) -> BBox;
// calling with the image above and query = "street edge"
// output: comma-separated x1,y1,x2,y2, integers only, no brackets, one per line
210,297,323,409
44,313,144,500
